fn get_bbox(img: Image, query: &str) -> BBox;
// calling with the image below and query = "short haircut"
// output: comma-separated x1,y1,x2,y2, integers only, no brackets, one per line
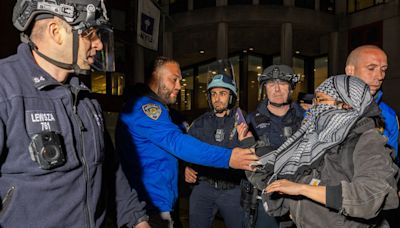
145,56,179,84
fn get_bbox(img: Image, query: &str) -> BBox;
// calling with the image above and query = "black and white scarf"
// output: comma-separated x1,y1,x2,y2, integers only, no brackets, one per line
247,75,372,190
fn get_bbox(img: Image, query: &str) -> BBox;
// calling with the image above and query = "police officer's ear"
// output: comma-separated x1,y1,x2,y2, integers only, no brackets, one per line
345,65,355,76
46,18,68,45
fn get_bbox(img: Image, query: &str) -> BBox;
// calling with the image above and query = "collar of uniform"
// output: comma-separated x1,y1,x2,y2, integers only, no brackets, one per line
145,86,169,109
18,43,63,90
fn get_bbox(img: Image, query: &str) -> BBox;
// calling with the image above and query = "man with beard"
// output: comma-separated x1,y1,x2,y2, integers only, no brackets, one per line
116,56,258,227
242,65,304,228
184,73,244,228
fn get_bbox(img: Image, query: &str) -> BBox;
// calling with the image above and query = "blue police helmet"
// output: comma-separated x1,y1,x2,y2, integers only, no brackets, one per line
207,74,237,96
207,74,238,110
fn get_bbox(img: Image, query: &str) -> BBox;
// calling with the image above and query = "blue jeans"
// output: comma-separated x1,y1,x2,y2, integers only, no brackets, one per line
189,181,243,228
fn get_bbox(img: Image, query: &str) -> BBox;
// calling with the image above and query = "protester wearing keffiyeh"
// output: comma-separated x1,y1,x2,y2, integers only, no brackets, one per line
247,75,373,190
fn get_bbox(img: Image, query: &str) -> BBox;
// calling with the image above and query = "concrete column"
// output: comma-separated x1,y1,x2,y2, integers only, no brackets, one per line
315,0,320,11
280,22,293,66
217,22,228,59
163,31,173,58
188,0,193,11
328,32,339,75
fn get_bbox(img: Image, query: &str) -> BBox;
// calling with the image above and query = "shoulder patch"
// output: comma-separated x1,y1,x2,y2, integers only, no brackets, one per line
142,103,162,120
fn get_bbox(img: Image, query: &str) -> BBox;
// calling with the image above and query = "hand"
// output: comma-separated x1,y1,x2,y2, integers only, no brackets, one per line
236,123,253,141
265,179,304,196
184,166,198,183
229,147,258,171
135,221,150,228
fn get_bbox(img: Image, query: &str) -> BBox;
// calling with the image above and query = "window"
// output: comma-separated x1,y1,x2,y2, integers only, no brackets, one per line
91,72,107,94
196,63,213,109
292,57,306,101
247,55,263,111
347,0,387,13
179,69,194,111
91,72,125,96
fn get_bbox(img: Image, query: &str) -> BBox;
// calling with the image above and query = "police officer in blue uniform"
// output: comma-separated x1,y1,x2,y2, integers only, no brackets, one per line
242,65,304,228
116,57,258,227
0,0,149,227
184,73,245,228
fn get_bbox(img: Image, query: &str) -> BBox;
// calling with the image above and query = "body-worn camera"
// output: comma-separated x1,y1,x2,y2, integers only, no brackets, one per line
29,132,66,170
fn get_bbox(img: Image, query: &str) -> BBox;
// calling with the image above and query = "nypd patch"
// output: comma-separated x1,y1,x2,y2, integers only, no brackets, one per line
142,103,162,120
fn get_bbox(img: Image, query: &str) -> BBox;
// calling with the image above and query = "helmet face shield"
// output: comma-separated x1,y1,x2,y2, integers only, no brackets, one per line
90,26,115,72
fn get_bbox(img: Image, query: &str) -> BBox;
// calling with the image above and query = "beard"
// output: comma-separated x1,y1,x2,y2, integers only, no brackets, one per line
158,82,177,105
212,102,228,113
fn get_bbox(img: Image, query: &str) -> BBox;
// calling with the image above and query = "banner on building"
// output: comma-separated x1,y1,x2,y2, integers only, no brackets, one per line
137,0,160,51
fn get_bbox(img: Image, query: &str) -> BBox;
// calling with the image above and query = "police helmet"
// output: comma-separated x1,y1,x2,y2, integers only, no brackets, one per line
13,0,109,33
207,74,238,110
12,0,114,74
258,65,300,88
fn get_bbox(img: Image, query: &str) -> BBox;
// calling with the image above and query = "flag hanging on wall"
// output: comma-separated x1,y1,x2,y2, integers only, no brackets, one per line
137,0,160,51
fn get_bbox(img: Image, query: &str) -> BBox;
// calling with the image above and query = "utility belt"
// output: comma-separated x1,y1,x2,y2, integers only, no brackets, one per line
199,176,239,190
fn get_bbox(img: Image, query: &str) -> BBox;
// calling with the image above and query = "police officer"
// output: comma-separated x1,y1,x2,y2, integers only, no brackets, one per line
116,56,258,227
0,0,149,227
184,73,244,228
243,65,304,228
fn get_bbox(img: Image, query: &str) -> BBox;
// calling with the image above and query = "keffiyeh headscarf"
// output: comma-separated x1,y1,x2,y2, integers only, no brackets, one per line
247,75,372,190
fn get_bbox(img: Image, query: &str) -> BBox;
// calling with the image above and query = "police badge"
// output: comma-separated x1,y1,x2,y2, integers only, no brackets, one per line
142,103,162,120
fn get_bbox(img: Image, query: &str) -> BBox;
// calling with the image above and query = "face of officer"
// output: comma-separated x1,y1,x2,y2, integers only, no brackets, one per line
210,87,230,113
31,17,103,79
265,79,290,105
155,62,182,105
345,46,387,96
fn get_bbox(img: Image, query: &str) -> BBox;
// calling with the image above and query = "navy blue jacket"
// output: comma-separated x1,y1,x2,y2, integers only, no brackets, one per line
0,43,147,227
188,108,244,183
247,100,304,151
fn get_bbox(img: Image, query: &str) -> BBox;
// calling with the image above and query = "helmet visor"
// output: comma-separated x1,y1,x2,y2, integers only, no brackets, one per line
91,26,115,72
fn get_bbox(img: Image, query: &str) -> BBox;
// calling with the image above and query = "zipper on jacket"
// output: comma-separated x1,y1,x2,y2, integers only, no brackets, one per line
0,186,15,216
68,86,93,228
